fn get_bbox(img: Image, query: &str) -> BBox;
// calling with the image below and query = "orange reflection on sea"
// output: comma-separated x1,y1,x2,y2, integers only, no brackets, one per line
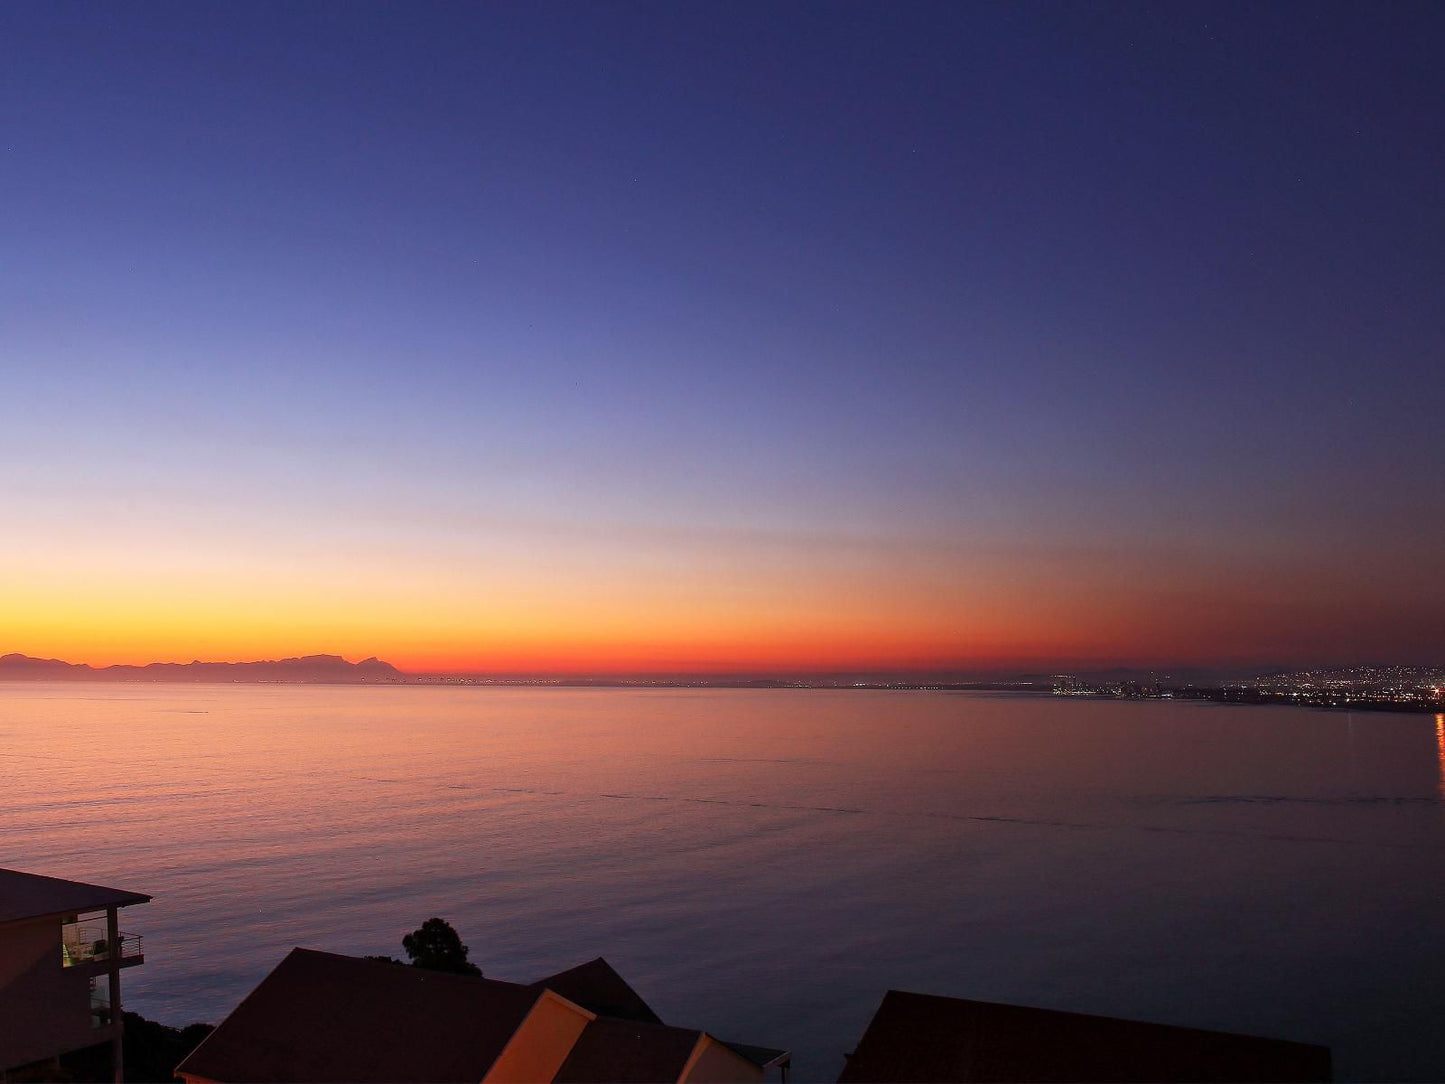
1436,714,1445,801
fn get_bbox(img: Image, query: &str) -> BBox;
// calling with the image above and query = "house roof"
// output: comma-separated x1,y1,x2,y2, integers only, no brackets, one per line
179,948,784,1084
532,957,665,1025
176,949,546,1083
0,867,151,924
552,1016,706,1084
530,956,793,1075
720,1040,791,1070
837,990,1332,1083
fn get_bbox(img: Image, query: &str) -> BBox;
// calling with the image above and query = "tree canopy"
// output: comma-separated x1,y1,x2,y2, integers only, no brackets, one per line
401,916,482,976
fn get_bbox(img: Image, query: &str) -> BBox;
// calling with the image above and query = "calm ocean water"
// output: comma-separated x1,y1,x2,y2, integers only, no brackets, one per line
3,684,1443,1080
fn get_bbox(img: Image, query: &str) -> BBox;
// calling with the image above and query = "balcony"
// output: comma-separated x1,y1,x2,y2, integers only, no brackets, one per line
90,976,114,1030
61,920,144,969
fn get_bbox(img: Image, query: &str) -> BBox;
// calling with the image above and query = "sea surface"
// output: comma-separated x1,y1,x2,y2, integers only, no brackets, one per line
4,684,1444,1080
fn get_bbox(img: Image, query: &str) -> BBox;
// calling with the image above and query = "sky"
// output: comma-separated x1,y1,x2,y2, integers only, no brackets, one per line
2,1,1442,675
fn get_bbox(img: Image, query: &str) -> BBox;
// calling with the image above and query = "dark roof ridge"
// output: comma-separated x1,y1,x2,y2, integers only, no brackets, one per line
530,955,664,1025
840,989,1332,1084
177,947,548,1083
175,947,317,1081
286,946,532,991
879,989,1326,1048
0,867,151,924
719,1038,792,1070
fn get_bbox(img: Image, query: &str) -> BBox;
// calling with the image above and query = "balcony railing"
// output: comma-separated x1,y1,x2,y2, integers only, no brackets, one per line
61,922,143,967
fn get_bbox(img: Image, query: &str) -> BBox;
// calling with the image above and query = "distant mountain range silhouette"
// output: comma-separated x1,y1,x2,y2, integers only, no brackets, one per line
0,653,407,684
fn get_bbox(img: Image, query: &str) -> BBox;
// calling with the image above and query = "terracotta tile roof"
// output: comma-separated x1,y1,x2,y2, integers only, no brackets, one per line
0,868,151,924
532,957,664,1025
837,990,1331,1083
552,1016,704,1083
177,949,543,1083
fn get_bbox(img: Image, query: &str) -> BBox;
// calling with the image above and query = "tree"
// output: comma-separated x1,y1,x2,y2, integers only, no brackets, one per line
401,917,482,976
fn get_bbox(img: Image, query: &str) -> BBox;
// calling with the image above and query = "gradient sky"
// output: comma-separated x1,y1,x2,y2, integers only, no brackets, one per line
3,1,1442,674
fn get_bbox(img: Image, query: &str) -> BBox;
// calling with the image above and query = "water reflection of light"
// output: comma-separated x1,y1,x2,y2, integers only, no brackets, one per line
1437,714,1445,800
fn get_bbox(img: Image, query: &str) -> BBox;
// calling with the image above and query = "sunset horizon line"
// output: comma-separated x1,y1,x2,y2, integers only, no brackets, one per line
4,648,1432,684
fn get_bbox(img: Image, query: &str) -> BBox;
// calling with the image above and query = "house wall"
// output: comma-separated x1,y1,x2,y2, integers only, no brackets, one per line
0,918,106,1071
482,994,592,1084
682,1037,765,1084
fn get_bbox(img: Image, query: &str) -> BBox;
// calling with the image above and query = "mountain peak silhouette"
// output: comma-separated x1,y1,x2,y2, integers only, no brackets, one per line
0,653,407,684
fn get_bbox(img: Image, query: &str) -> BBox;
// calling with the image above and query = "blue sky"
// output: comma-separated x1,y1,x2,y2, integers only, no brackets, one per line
3,1,1442,671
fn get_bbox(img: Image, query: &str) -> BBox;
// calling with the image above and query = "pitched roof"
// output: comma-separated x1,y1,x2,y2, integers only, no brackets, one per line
552,1016,704,1084
532,957,664,1025
0,868,151,924
837,990,1331,1083
720,1040,791,1070
177,949,545,1083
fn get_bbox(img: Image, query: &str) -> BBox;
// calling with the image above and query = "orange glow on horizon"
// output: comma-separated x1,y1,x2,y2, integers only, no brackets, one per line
10,590,1437,677
6,511,1443,675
